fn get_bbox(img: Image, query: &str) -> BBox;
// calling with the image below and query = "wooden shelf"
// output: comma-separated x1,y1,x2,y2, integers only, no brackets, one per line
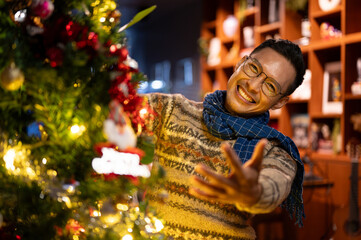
288,98,309,104
310,152,349,162
311,6,342,19
310,38,342,50
200,1,361,239
244,7,259,17
345,32,361,44
344,93,361,100
310,113,342,119
203,20,216,29
256,21,281,34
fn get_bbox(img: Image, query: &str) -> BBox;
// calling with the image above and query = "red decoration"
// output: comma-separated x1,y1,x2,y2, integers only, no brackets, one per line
31,0,54,19
118,48,128,62
46,47,64,67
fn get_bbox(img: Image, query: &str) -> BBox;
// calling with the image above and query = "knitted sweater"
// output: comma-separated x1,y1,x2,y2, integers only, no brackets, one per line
145,93,297,240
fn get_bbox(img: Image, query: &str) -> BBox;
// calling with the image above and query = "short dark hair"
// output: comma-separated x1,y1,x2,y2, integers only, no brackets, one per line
251,39,305,96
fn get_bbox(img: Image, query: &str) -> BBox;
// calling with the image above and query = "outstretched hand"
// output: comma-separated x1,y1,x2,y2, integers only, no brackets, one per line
189,139,267,208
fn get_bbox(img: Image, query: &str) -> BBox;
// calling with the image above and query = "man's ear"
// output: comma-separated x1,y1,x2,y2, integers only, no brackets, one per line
271,96,289,110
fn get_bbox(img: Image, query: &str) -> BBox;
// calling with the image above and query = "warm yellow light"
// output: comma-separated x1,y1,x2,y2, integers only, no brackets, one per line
122,234,133,240
42,158,47,164
47,169,57,177
144,217,151,224
145,225,152,233
102,214,120,225
70,124,86,136
139,108,148,118
62,196,72,208
71,125,80,134
4,149,16,170
26,167,36,178
116,203,129,211
92,210,101,217
66,185,75,194
100,17,106,22
73,235,79,240
128,228,133,232
154,219,164,232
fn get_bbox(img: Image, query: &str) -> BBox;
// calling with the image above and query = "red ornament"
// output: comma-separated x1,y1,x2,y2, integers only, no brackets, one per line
118,47,128,62
46,47,64,67
31,0,54,19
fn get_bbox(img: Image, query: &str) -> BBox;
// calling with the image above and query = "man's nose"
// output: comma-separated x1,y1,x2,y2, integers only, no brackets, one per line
246,73,266,93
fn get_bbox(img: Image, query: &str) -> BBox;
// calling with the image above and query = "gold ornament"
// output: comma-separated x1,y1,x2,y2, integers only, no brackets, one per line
0,62,25,91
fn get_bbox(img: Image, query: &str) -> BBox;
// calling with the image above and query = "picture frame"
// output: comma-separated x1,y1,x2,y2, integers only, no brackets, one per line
322,61,342,114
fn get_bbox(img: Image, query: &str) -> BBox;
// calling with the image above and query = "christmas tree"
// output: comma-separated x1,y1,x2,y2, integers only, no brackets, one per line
0,1,163,239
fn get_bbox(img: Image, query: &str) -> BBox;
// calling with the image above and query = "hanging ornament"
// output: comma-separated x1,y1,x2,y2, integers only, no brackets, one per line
107,10,121,25
31,0,54,19
124,55,139,70
27,121,48,141
0,62,25,91
103,100,137,150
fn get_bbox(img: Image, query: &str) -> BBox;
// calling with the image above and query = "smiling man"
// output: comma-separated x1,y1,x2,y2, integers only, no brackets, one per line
145,39,305,240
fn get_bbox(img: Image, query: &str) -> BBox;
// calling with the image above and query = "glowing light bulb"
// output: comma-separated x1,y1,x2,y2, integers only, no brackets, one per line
154,219,164,232
139,108,148,118
4,149,16,170
116,203,129,211
122,234,133,240
14,9,27,22
70,124,86,136
62,196,72,208
42,158,47,164
71,125,80,134
110,45,117,53
92,210,101,217
100,17,106,22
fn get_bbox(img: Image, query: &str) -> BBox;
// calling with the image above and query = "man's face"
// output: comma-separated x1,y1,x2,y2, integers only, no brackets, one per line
225,47,296,117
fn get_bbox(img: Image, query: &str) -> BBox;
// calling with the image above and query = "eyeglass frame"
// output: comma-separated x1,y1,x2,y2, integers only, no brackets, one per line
236,55,284,97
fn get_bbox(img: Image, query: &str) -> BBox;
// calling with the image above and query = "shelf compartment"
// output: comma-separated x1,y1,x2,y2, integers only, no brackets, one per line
309,46,341,115
310,7,342,42
345,0,361,34
310,152,348,162
202,0,218,22
310,113,342,119
311,6,342,19
256,21,281,34
344,98,361,152
344,93,361,100
345,41,361,95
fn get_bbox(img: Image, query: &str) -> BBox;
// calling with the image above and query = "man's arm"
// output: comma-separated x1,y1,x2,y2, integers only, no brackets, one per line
189,139,297,214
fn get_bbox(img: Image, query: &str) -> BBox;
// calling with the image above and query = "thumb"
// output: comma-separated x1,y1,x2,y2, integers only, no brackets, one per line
244,138,267,171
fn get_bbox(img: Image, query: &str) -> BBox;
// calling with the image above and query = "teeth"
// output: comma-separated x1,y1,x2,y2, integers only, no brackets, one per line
238,86,254,103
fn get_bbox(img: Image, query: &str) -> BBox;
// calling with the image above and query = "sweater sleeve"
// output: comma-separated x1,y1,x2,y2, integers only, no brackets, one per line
236,141,297,214
142,93,176,136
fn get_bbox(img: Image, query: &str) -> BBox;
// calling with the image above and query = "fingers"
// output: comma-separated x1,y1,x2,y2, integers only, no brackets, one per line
193,164,235,190
244,138,267,171
189,175,226,196
221,142,244,178
189,186,230,203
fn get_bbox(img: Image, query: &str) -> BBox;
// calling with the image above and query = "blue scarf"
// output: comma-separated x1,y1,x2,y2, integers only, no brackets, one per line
203,90,305,226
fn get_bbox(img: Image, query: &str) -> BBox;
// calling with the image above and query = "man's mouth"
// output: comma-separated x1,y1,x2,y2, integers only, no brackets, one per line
237,85,255,103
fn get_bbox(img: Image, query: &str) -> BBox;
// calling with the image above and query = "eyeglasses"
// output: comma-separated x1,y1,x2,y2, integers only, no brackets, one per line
236,55,283,97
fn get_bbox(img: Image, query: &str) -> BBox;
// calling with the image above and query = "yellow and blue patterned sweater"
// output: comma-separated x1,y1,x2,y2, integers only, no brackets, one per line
145,93,297,240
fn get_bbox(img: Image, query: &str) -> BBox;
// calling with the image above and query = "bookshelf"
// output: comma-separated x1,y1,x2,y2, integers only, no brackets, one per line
201,0,361,239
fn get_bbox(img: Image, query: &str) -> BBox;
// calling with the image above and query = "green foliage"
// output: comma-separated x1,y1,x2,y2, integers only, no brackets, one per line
0,1,160,239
